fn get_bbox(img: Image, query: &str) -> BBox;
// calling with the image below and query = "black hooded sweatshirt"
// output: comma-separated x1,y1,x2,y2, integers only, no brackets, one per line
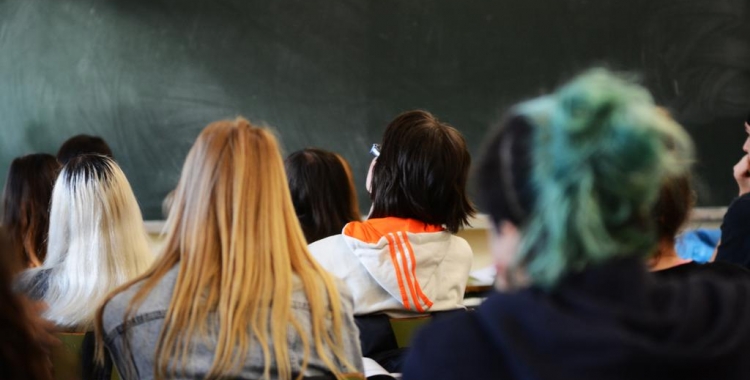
403,258,750,380
716,193,750,270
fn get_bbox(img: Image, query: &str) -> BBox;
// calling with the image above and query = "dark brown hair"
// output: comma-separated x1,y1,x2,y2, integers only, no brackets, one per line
0,228,52,380
2,154,61,268
653,174,695,245
285,148,361,243
475,115,536,228
370,110,476,233
57,134,114,165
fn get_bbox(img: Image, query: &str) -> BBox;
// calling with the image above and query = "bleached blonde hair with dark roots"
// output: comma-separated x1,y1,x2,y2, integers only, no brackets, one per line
22,154,153,329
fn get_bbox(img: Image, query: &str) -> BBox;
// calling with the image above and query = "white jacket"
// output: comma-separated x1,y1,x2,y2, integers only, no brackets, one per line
309,217,473,316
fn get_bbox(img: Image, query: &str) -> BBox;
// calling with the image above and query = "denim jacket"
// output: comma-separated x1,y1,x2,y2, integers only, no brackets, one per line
102,266,364,379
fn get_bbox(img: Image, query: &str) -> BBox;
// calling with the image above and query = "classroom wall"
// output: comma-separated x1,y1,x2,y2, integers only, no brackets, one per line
2,0,748,219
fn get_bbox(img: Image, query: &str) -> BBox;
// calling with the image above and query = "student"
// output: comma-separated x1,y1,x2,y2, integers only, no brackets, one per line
57,134,114,165
95,118,363,379
403,70,750,380
285,148,361,243
0,227,56,380
309,110,476,317
15,155,153,330
650,174,749,277
715,112,750,268
2,154,61,270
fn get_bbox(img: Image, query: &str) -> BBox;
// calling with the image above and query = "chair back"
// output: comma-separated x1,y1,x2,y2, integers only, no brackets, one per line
52,333,86,380
389,316,432,348
51,332,119,380
342,373,366,380
301,372,365,380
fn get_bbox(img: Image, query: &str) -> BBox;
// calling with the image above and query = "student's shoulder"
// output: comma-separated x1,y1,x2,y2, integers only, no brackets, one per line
308,234,349,260
448,233,473,255
309,233,343,248
102,267,179,331
701,261,750,278
723,193,750,225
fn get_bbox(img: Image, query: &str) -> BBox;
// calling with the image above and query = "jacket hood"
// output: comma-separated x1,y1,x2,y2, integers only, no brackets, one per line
341,217,468,313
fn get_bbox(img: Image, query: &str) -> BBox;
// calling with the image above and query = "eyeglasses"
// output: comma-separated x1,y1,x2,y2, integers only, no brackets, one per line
370,144,381,158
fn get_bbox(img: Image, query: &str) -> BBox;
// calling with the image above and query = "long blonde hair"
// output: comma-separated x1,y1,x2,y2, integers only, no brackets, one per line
95,118,356,379
20,155,153,329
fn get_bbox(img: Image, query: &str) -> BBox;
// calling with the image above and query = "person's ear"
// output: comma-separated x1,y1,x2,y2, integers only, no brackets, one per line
489,220,522,291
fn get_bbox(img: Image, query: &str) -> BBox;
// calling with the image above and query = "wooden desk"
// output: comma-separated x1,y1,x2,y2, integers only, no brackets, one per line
465,284,492,294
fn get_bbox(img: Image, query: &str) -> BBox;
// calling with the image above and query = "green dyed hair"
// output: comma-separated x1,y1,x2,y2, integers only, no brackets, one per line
515,69,694,288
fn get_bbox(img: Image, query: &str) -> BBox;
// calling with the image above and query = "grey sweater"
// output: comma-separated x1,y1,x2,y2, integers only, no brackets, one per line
102,266,364,379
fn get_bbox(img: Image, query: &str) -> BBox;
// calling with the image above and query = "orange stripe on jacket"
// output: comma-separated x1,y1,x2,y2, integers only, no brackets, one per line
400,231,434,308
385,233,410,309
392,232,424,313
344,217,445,244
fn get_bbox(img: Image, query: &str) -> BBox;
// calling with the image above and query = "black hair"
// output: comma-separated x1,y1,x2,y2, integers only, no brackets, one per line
475,115,536,227
57,134,114,165
285,148,361,243
369,110,476,233
62,154,116,185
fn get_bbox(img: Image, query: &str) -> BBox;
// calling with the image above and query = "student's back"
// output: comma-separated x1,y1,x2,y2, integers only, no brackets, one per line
406,260,750,380
96,118,363,380
309,110,476,317
103,265,361,379
403,70,750,379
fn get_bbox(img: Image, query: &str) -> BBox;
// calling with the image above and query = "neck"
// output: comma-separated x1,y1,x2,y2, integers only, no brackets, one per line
648,239,692,271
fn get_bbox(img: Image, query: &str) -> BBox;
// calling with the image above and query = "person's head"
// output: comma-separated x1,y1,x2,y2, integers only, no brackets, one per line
27,154,152,329
647,173,696,268
285,148,361,243
96,118,356,379
56,134,114,165
369,110,476,233
1,154,61,269
477,69,694,289
653,174,695,246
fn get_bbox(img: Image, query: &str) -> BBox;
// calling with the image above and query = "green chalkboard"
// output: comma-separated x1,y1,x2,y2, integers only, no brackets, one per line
1,0,749,219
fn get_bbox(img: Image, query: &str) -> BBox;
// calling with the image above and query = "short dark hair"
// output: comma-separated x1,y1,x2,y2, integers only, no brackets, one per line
369,110,476,233
2,154,61,268
285,148,361,243
746,112,750,125
476,116,536,227
57,134,114,165
653,174,695,244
